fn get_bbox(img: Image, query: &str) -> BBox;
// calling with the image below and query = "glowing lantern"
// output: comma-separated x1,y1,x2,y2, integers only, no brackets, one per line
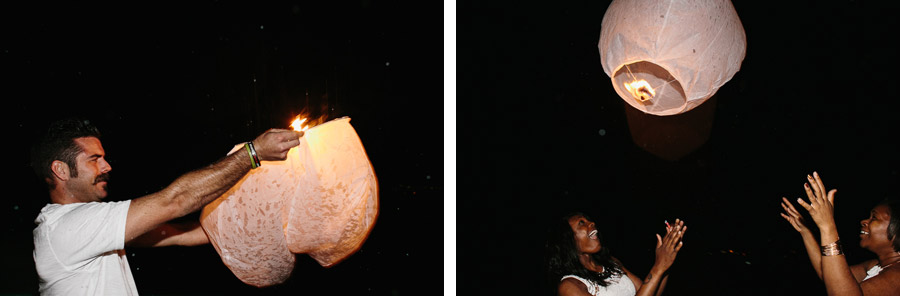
598,0,746,115
200,116,378,286
199,158,296,287
281,117,378,267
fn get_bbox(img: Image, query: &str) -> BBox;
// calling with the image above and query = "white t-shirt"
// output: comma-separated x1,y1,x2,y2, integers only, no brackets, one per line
33,200,139,296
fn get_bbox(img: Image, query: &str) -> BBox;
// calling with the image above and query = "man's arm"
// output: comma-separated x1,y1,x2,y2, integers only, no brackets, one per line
123,129,302,244
126,221,209,247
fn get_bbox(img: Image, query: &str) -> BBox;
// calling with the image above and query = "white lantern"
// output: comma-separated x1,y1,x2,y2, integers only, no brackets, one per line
281,117,379,267
599,0,746,115
200,165,296,287
200,117,378,286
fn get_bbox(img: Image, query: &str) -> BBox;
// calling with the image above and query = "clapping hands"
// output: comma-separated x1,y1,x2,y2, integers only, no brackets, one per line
654,219,686,271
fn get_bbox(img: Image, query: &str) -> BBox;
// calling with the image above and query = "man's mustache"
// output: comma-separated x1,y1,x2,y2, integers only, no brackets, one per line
93,173,110,185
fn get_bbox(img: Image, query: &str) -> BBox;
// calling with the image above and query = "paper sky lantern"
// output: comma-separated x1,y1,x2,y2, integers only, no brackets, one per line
200,162,296,287
281,117,379,267
599,0,746,116
201,116,378,286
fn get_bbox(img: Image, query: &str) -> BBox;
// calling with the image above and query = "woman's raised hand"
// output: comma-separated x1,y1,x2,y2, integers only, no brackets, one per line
654,219,686,271
780,197,810,233
795,171,838,230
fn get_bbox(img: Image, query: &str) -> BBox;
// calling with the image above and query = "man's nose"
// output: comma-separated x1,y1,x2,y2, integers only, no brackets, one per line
100,158,112,173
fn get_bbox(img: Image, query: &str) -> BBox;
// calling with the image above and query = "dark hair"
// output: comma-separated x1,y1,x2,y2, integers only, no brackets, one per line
545,212,623,290
30,117,102,189
878,198,900,252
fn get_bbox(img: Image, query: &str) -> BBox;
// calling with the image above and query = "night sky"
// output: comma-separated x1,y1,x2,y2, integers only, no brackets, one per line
458,0,899,296
5,0,900,295
3,1,442,295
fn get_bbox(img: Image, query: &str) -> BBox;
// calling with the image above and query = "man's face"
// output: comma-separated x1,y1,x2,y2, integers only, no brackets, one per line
66,137,111,202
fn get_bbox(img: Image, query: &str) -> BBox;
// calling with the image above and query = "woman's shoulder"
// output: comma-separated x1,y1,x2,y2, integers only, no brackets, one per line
861,263,900,294
880,264,900,277
858,258,879,270
558,277,592,296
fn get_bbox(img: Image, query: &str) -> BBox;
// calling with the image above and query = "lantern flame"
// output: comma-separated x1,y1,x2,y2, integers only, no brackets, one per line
291,117,310,132
624,80,655,103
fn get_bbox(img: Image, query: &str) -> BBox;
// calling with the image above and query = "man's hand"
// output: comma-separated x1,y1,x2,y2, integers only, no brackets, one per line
252,129,304,161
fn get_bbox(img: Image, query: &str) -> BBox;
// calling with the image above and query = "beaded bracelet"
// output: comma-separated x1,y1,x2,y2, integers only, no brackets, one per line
245,142,260,169
821,240,843,256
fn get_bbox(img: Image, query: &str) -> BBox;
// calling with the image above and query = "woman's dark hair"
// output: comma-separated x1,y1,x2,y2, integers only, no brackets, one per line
545,211,623,290
30,117,102,189
879,198,900,252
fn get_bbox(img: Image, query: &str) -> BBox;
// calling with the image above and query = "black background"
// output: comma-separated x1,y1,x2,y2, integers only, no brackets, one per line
2,1,442,295
5,0,900,295
458,0,899,295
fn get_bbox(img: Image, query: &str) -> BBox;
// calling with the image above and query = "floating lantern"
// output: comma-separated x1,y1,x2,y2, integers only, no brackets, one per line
200,116,378,286
598,0,746,115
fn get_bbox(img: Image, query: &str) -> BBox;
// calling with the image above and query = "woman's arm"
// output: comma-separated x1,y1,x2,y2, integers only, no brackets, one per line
781,197,824,280
619,258,670,296
796,172,860,296
633,267,666,296
616,258,644,291
655,274,669,296
632,219,686,296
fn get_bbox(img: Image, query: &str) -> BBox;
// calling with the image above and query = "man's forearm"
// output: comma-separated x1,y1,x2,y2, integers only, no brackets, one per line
127,221,209,247
166,146,252,218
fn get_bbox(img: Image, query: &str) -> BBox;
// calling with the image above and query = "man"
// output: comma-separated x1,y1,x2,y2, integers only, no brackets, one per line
30,118,303,295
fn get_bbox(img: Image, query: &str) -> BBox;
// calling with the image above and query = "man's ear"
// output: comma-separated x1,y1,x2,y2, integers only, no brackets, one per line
50,160,70,182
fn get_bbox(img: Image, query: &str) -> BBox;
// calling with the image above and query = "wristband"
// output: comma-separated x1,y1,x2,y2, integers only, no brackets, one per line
247,141,261,166
245,142,260,169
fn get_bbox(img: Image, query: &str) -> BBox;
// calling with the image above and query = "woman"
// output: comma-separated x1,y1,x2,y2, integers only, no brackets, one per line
780,171,900,295
546,212,686,296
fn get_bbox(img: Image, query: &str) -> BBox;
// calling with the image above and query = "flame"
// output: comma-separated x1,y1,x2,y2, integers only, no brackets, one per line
624,80,655,103
290,117,310,132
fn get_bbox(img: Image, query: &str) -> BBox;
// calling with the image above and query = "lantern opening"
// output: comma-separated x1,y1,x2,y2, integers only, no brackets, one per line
612,61,686,115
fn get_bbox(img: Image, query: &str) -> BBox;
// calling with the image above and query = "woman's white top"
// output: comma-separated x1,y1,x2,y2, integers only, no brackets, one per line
560,272,636,296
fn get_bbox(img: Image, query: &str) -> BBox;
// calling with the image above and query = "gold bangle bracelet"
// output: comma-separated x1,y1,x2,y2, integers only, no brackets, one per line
821,240,843,256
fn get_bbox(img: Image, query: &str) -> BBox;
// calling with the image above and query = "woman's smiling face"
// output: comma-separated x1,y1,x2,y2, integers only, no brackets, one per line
568,214,601,254
859,204,895,251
